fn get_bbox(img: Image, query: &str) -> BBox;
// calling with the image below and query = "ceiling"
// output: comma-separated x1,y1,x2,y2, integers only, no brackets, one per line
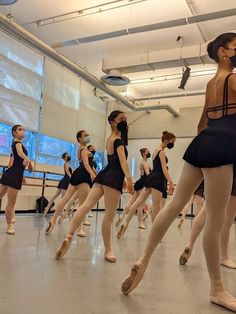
0,0,235,107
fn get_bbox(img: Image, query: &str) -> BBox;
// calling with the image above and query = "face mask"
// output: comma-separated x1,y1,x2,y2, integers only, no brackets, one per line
146,153,151,158
167,143,174,149
117,120,128,132
84,136,90,144
91,150,96,155
66,156,71,161
229,55,236,68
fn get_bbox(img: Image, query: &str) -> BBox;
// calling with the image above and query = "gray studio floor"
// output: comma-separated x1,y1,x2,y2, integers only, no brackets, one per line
0,212,235,314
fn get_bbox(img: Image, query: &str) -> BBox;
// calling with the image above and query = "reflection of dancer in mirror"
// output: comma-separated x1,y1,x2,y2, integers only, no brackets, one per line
0,125,33,235
116,147,151,229
43,152,72,216
180,178,236,269
55,110,134,263
177,181,204,228
121,33,236,312
117,131,175,239
45,130,96,237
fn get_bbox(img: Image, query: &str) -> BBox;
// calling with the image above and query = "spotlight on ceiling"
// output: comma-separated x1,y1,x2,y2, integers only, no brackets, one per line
178,66,191,90
0,0,17,4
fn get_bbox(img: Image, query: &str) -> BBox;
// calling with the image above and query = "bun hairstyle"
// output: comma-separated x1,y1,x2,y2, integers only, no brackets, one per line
61,152,68,159
207,32,236,63
140,148,148,156
162,131,176,142
76,130,85,142
108,110,124,124
11,125,23,137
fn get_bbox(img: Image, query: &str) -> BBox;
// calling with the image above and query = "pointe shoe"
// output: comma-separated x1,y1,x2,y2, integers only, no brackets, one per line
121,263,146,295
117,223,128,239
104,250,117,263
7,224,15,235
76,229,86,237
83,220,91,226
178,218,184,228
115,218,122,227
210,291,236,312
11,217,16,224
45,219,56,235
55,235,72,260
179,247,192,265
58,213,67,224
88,213,93,218
221,259,236,269
138,223,146,229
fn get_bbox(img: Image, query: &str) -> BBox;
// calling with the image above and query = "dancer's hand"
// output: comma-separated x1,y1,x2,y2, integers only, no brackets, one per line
126,177,134,195
91,173,96,181
22,178,27,185
23,158,30,167
123,180,127,190
28,161,33,172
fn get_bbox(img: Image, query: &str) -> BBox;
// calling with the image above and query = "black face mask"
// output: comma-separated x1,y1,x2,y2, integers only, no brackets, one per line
146,153,151,158
229,55,236,68
67,156,71,161
117,120,128,132
117,120,128,146
91,150,96,155
167,143,174,149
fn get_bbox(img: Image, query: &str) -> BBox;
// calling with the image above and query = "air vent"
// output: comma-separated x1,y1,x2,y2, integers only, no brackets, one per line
101,70,130,86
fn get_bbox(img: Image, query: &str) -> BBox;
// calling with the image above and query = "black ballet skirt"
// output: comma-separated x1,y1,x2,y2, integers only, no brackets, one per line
94,138,128,193
70,149,94,187
145,150,168,197
134,174,147,191
0,141,27,190
58,166,72,190
183,73,236,168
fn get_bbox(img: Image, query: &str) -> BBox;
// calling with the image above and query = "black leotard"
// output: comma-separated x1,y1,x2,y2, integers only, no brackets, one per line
70,148,94,187
145,150,168,197
183,73,236,168
94,138,128,193
58,165,72,190
0,141,27,190
134,163,151,192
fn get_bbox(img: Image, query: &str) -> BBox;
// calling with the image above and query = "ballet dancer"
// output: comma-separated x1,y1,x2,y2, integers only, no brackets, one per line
43,152,72,216
121,32,236,312
116,147,151,229
55,110,134,262
45,130,96,237
0,125,32,234
117,131,175,238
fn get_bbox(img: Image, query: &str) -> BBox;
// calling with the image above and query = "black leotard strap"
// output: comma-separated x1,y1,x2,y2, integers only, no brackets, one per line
222,73,233,116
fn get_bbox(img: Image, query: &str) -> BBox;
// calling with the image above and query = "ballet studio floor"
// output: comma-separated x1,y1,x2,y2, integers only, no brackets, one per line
0,213,235,314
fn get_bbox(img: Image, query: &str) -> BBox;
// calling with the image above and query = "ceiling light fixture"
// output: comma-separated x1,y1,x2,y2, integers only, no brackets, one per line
26,0,148,27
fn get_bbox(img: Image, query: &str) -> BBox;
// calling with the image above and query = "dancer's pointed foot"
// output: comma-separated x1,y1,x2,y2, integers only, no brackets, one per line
121,262,147,295
221,259,236,269
138,222,146,229
117,223,128,239
178,218,184,228
58,212,67,224
55,234,72,260
115,218,122,227
45,219,56,235
76,229,86,237
210,291,236,312
104,249,117,263
179,247,192,265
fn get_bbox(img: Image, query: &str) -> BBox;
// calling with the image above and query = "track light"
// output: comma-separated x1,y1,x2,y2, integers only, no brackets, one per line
178,66,191,90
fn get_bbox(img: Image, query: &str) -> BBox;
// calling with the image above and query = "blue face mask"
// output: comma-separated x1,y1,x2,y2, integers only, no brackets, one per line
84,136,90,144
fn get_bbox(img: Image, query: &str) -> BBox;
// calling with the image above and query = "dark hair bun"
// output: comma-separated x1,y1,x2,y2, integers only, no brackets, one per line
207,32,236,63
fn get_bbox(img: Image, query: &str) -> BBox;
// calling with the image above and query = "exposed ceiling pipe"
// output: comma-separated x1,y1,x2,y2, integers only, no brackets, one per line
134,104,179,117
135,91,205,101
52,8,236,48
0,12,179,117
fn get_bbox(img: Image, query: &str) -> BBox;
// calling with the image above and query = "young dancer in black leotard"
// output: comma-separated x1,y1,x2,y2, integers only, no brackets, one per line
43,152,72,216
117,131,175,239
88,145,97,170
116,147,151,229
55,110,134,262
45,130,96,236
0,125,32,235
121,33,236,312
